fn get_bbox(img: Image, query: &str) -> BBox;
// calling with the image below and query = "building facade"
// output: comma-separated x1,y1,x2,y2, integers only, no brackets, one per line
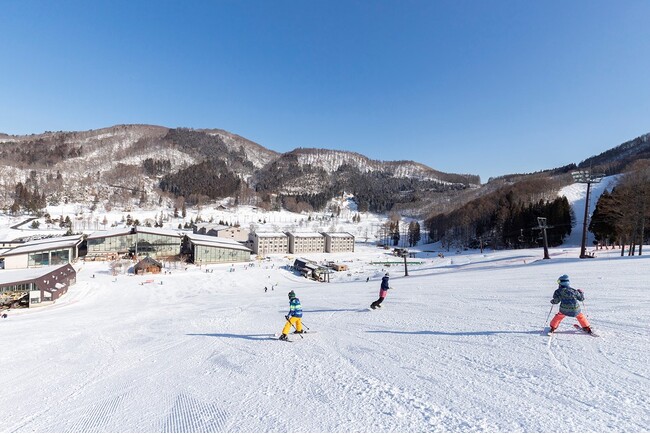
0,264,76,308
86,227,183,259
323,232,355,253
186,233,252,264
287,232,325,254
0,235,83,270
249,232,289,256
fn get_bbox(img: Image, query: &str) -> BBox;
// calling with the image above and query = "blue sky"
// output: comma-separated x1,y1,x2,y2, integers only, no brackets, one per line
1,0,649,182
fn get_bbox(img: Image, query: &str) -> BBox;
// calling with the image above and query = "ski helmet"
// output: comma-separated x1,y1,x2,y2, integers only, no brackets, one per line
557,275,570,286
385,272,390,277
288,290,296,299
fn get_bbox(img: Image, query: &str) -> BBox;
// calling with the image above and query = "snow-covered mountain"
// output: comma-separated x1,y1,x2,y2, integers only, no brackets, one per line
0,125,479,216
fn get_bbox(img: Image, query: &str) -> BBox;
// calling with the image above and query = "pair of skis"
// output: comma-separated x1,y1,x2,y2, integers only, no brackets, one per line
274,330,315,342
546,324,599,337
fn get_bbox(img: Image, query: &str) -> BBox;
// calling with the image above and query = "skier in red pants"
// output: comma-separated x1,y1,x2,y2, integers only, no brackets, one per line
549,274,592,334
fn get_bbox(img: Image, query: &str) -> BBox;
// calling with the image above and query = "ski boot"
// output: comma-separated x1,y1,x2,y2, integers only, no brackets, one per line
293,330,303,334
278,334,289,341
582,326,593,335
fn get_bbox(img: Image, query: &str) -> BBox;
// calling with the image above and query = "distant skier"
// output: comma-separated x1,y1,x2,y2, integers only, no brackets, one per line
279,290,303,341
549,274,593,334
371,272,390,309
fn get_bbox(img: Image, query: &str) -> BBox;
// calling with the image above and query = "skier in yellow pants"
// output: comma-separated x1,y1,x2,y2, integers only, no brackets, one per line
279,290,303,341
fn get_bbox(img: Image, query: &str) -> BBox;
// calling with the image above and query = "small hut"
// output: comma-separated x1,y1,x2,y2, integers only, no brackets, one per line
134,257,163,275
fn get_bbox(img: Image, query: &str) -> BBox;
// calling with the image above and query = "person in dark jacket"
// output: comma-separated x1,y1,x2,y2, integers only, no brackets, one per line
371,273,390,309
549,274,592,334
279,290,303,341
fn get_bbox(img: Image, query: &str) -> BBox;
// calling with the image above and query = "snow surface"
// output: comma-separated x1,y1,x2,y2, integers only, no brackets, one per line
1,245,649,432
558,175,620,247
1,179,649,432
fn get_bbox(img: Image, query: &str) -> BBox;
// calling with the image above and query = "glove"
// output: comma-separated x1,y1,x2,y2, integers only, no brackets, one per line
577,289,584,294
550,299,559,304
285,315,290,321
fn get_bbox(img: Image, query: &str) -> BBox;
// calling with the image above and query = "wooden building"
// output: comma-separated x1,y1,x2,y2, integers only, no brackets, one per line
134,257,163,274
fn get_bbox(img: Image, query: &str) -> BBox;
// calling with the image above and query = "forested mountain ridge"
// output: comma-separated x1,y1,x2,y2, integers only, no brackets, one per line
0,124,477,216
423,132,650,251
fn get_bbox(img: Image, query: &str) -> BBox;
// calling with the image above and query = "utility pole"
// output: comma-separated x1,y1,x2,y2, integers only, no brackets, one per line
536,217,552,260
571,171,605,259
402,251,409,277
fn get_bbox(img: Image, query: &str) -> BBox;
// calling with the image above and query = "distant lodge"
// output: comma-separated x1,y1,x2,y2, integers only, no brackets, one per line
0,264,76,308
0,226,355,271
251,232,355,256
85,227,354,260
0,235,83,270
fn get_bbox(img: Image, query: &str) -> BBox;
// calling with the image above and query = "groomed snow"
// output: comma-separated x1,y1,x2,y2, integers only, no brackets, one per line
1,244,649,432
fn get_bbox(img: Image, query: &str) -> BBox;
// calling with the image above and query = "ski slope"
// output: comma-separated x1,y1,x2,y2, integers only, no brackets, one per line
1,245,649,432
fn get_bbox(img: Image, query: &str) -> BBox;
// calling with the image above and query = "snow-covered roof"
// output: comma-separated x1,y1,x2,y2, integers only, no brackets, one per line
136,227,184,238
186,233,251,252
0,265,74,285
86,227,133,240
288,232,324,238
87,226,184,240
324,232,354,238
253,232,288,238
1,235,83,257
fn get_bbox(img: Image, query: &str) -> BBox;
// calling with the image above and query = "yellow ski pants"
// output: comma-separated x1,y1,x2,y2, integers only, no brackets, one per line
282,317,303,335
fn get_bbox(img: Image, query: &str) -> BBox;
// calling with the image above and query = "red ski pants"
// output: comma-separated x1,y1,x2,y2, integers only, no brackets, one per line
550,312,590,329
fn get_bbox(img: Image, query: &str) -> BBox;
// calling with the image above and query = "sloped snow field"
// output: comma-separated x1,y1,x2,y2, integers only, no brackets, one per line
1,245,648,432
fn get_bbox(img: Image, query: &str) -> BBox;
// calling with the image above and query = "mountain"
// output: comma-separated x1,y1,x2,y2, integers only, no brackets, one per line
577,133,650,174
0,125,478,217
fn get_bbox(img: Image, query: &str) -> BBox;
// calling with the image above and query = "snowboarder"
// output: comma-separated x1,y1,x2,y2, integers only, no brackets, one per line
279,290,303,341
549,274,592,334
371,272,390,309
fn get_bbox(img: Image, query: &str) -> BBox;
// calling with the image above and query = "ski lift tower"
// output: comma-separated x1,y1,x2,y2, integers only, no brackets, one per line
571,170,605,259
536,217,552,260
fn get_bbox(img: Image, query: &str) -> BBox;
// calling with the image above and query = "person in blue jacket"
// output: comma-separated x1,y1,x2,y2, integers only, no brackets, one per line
371,272,390,309
549,274,592,334
279,290,303,341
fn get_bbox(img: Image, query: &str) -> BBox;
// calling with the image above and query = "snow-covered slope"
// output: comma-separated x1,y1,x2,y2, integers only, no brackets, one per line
559,175,620,247
1,244,648,432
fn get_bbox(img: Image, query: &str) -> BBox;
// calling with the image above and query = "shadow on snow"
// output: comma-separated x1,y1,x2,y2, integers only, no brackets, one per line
187,333,276,341
367,329,548,337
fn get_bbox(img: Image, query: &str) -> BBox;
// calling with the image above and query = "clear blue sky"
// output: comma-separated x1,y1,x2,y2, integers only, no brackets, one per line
2,0,649,182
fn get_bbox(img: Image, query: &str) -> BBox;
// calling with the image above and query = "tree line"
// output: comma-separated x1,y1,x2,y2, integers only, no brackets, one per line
589,161,650,255
425,176,573,250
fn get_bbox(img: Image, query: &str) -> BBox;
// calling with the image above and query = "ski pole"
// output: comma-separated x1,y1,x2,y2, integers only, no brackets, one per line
545,304,555,326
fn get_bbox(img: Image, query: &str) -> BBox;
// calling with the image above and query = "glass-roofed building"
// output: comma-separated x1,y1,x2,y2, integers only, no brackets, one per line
186,233,252,264
86,227,184,259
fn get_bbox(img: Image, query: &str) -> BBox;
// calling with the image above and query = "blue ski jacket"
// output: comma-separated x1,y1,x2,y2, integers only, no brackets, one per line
551,285,584,317
381,276,390,291
287,297,303,318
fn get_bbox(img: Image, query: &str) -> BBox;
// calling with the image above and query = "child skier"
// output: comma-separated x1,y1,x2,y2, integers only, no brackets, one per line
371,272,390,309
279,290,303,341
549,274,593,334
